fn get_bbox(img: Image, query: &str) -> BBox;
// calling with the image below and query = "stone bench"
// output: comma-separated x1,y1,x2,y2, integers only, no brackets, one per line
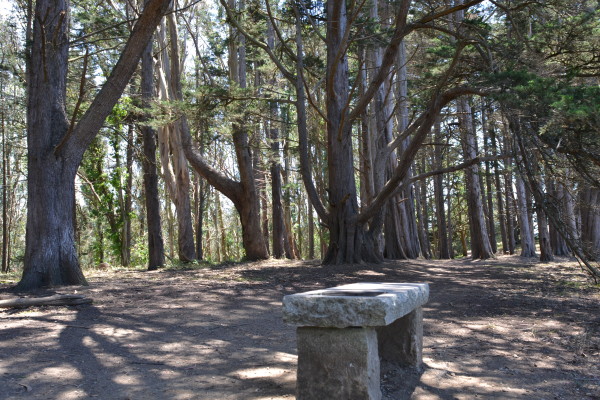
282,282,429,400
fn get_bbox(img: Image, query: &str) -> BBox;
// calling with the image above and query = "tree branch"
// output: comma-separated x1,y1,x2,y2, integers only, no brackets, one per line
217,0,295,82
348,0,411,122
58,0,173,167
293,2,329,225
181,126,243,204
358,86,487,224
409,154,511,184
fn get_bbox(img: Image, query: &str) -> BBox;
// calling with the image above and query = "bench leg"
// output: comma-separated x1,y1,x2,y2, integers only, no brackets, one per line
377,306,423,368
296,327,381,400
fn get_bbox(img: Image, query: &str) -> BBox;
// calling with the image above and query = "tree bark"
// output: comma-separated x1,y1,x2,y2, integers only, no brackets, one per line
458,97,494,259
547,179,571,256
181,0,268,261
154,13,197,262
322,0,362,264
17,0,170,290
291,3,329,226
119,125,133,267
433,118,451,259
526,188,536,252
515,175,536,257
140,36,165,271
482,104,497,253
387,39,421,259
259,161,270,255
580,188,600,261
1,109,8,272
417,156,433,259
368,0,394,261
194,174,206,261
308,198,315,259
504,157,516,254
536,203,554,262
447,186,455,258
562,174,579,251
267,20,288,259
18,0,85,289
490,125,509,253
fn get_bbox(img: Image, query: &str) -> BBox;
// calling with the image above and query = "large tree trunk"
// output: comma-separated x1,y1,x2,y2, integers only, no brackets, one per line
182,130,269,260
547,179,571,256
515,175,536,257
433,119,451,259
458,97,494,259
490,125,509,253
194,174,204,260
504,157,516,254
1,110,8,272
482,104,497,253
154,14,197,262
267,20,289,259
232,130,270,260
16,0,170,290
296,0,472,264
416,156,433,259
562,175,579,252
386,39,421,259
182,0,268,261
451,3,493,260
308,198,315,259
368,0,394,261
323,0,362,264
230,0,268,260
580,188,600,261
140,34,165,271
117,125,134,267
536,204,554,262
17,0,86,289
20,165,86,289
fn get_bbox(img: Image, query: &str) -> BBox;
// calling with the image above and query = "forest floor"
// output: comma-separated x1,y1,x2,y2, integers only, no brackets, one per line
1,255,599,400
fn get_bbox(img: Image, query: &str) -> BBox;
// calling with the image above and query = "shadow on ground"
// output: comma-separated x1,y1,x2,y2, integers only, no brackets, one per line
1,256,599,399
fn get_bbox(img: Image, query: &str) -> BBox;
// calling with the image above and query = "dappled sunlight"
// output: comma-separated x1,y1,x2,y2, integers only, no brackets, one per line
91,325,141,339
418,368,530,398
235,366,292,380
39,365,84,380
55,388,90,400
272,351,297,363
112,373,142,385
2,258,598,399
81,335,98,348
356,269,387,277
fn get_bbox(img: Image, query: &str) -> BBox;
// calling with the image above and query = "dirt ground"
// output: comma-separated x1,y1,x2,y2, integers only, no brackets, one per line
1,255,599,400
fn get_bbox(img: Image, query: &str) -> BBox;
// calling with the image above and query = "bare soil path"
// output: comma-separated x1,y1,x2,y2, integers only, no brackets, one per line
1,256,599,400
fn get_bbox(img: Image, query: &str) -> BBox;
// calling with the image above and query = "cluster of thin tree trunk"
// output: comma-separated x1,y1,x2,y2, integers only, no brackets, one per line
0,0,598,289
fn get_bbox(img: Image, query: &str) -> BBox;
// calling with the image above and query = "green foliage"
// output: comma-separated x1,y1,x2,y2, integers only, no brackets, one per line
79,99,133,263
130,240,149,269
489,70,600,167
542,86,600,166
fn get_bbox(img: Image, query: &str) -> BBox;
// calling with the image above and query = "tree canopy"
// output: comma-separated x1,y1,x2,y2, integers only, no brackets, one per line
0,0,598,288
